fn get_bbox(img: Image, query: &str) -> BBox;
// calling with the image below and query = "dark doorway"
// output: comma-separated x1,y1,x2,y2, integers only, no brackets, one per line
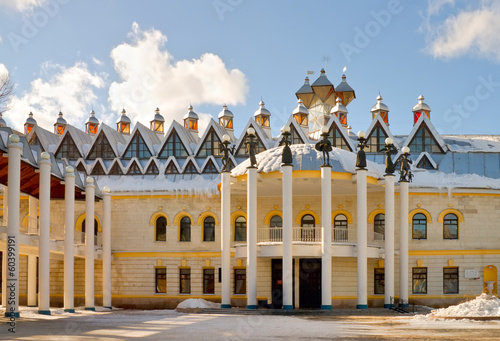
299,258,321,309
271,259,295,309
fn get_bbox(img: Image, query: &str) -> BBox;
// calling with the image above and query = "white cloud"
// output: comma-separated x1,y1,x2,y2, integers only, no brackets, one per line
108,22,248,130
0,0,46,12
92,57,104,66
0,63,7,77
0,34,3,43
424,1,500,62
6,62,106,131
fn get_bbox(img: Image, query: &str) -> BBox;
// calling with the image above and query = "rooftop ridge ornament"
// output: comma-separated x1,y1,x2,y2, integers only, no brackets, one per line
381,137,398,175
280,125,292,166
245,127,258,168
396,146,413,182
355,130,367,169
315,125,332,167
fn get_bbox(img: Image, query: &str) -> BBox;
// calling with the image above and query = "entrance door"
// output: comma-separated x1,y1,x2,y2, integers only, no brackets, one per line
299,258,321,309
271,259,283,309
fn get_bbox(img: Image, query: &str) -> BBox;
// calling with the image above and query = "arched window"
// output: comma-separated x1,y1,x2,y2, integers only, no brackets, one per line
443,213,458,239
374,213,385,240
82,219,98,245
269,215,282,241
155,216,167,241
234,216,246,242
301,214,315,241
334,214,348,241
180,217,191,242
412,213,427,239
203,216,215,242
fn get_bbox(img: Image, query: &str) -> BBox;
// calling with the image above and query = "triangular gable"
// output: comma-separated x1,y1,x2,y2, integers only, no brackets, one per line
164,157,181,174
181,157,199,174
122,125,154,159
54,132,83,160
27,125,61,153
74,159,88,175
125,158,143,175
29,134,45,152
90,159,107,175
234,119,270,157
144,158,160,175
136,122,161,155
88,123,126,160
193,119,230,157
414,152,438,170
108,159,124,175
365,113,399,152
273,116,311,148
158,122,191,158
86,130,116,160
58,124,94,158
403,114,446,154
201,156,220,174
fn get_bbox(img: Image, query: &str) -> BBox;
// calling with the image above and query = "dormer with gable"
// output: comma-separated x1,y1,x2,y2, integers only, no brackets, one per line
195,120,227,158
87,124,125,160
121,123,158,160
234,120,269,157
404,111,446,154
54,111,67,135
365,113,397,153
254,100,271,139
117,109,131,135
158,121,192,159
324,112,354,152
54,125,92,160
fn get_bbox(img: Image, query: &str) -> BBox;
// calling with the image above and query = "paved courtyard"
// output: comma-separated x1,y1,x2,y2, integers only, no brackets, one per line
1,307,500,340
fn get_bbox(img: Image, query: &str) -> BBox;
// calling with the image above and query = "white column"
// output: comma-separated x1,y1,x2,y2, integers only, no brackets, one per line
220,172,231,308
246,166,257,309
282,165,293,310
64,166,75,313
102,187,112,309
5,134,22,318
38,152,51,315
356,168,368,309
1,185,7,307
321,166,332,309
384,174,395,308
29,196,37,234
85,177,95,311
27,255,37,307
399,181,409,307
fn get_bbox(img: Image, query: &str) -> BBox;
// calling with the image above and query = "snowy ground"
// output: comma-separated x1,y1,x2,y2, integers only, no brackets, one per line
1,305,500,340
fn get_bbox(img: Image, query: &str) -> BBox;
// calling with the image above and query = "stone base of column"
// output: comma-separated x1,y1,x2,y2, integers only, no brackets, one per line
103,306,112,310
5,312,20,318
398,303,409,308
221,304,231,309
384,304,394,309
246,305,258,310
84,307,95,311
356,304,368,309
64,309,75,313
321,305,332,310
283,305,293,310
38,310,51,315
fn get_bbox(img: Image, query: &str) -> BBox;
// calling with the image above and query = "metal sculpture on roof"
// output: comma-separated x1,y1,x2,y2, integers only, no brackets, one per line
396,146,413,182
315,126,332,166
355,131,367,169
220,134,235,172
381,137,398,174
245,127,258,168
280,125,293,165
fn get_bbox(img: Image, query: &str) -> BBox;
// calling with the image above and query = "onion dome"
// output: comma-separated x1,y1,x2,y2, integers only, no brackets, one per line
150,107,165,133
0,112,6,127
116,108,131,134
218,104,234,119
183,105,199,120
54,111,67,135
412,95,431,112
371,95,390,125
335,74,356,106
311,68,335,103
86,109,99,134
254,100,271,117
295,77,315,108
331,97,348,126
24,112,37,134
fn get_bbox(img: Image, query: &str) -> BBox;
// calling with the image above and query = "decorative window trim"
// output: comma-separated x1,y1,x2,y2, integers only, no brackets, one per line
331,209,353,224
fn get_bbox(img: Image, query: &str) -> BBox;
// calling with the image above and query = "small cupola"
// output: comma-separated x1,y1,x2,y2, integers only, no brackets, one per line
335,73,356,106
183,105,198,132
117,108,131,134
218,104,234,130
412,95,431,124
371,95,390,125
295,77,315,108
292,99,310,136
0,112,6,128
150,107,165,135
85,109,99,134
311,68,335,103
330,97,348,127
54,111,67,135
254,100,271,138
24,112,37,135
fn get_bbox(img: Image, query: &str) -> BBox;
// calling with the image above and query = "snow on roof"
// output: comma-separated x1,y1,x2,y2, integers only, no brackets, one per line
134,122,161,155
160,120,196,156
98,123,128,158
59,124,94,158
443,135,500,152
28,125,61,152
231,144,385,178
402,114,447,152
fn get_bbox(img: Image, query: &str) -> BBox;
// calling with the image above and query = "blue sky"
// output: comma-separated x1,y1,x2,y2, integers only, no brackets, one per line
0,0,499,137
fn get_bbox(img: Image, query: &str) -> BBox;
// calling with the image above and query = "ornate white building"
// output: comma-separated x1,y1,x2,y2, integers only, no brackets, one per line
1,69,499,316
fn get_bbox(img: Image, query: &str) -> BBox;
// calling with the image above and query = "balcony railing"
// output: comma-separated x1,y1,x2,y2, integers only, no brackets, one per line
256,226,384,246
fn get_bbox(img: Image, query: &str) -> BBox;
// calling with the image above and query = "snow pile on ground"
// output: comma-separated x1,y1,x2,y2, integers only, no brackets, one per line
431,294,500,317
176,298,221,310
